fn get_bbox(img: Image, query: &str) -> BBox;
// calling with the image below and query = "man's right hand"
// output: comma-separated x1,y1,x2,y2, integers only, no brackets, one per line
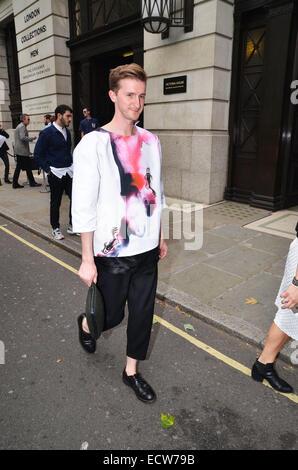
78,260,98,287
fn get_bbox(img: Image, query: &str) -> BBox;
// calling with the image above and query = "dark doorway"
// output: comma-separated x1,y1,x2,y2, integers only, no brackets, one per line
72,49,141,144
68,0,143,144
225,0,298,210
90,50,135,128
231,13,266,197
5,21,22,128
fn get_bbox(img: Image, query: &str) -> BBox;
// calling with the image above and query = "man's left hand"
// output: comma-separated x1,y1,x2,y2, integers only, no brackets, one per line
159,238,168,260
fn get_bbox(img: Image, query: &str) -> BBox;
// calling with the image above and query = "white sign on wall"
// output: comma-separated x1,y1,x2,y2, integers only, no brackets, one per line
20,57,54,84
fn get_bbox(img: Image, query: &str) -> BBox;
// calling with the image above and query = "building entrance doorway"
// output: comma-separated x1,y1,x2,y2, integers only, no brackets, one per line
225,1,298,210
72,49,141,143
68,0,143,144
5,20,21,128
91,51,134,128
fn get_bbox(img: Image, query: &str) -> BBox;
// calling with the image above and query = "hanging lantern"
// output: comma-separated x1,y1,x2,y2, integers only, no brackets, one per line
142,0,171,34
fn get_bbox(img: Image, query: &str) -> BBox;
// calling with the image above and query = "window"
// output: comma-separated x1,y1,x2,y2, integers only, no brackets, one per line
69,0,141,39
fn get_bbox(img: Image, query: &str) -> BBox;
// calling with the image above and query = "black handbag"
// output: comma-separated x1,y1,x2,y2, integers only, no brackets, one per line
85,282,105,340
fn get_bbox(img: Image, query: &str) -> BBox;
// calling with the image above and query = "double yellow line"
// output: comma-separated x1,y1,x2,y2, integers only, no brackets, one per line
1,223,297,404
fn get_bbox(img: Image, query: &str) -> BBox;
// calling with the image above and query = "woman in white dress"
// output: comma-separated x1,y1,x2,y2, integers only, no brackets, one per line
251,224,298,393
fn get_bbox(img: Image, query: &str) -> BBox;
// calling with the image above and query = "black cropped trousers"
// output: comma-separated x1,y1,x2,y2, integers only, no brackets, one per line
48,172,72,229
94,246,159,361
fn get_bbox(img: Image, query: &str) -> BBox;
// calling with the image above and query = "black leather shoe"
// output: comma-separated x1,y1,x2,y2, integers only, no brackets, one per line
12,183,24,188
77,314,96,353
5,179,12,184
251,359,293,393
122,369,156,403
30,182,42,187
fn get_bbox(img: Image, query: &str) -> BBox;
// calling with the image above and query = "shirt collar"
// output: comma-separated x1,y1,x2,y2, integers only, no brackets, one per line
53,122,66,133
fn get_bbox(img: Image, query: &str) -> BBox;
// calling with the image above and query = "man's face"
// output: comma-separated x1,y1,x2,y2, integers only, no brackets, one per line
23,115,30,125
59,111,72,127
83,108,90,118
109,78,146,122
43,116,50,125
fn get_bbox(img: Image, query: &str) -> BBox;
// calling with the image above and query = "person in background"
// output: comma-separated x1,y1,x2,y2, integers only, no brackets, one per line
43,114,52,127
79,107,99,138
251,222,298,394
0,124,11,184
12,114,41,189
34,105,76,240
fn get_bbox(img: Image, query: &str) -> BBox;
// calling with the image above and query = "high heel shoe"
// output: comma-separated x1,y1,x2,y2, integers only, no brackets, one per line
251,359,293,393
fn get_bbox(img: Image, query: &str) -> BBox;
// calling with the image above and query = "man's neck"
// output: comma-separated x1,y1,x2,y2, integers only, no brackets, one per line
55,120,65,129
102,117,136,136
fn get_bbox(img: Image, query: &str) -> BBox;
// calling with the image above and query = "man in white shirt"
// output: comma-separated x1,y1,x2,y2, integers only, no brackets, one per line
34,105,75,240
72,63,168,404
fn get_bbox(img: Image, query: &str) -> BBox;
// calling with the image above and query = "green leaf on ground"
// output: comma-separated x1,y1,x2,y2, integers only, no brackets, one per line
184,324,195,332
159,413,175,429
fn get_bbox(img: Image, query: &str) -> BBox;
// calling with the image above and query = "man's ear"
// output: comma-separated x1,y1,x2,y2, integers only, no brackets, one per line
108,89,117,103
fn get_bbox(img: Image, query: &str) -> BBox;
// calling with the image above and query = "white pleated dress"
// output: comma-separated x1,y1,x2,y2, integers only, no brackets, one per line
274,237,298,340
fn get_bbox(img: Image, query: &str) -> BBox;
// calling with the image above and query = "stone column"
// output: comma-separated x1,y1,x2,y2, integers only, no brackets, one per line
144,0,234,204
12,0,72,141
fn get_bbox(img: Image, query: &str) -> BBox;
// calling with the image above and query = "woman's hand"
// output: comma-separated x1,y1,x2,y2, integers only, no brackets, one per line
78,260,98,287
280,285,298,309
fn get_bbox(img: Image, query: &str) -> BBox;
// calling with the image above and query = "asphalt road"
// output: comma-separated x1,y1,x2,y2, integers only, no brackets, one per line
0,215,297,451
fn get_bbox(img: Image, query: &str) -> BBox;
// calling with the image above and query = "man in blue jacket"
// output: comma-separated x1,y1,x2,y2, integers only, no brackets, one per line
34,104,76,240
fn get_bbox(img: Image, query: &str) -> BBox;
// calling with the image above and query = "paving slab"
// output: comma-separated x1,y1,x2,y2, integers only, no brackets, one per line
211,225,264,242
158,239,209,278
161,263,243,305
264,258,288,278
240,233,291,257
199,231,240,255
203,245,280,279
211,272,283,334
203,202,271,227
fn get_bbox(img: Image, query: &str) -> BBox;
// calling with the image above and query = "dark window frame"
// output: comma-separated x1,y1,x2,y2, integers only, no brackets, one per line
68,0,142,41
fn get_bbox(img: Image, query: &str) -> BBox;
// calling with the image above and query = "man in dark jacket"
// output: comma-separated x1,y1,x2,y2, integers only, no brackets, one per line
0,124,11,183
34,104,75,240
79,107,99,138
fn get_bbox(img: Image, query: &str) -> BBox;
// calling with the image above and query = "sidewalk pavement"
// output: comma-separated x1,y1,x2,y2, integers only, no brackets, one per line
1,162,298,364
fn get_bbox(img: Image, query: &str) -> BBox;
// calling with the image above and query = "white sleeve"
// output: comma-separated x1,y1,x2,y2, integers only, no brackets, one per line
71,132,101,233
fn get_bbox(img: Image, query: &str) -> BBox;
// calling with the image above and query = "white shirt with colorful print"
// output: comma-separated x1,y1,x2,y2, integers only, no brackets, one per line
72,126,166,257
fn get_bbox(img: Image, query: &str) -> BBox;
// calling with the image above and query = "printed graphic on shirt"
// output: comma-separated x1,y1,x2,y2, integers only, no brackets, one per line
97,129,158,256
102,226,120,255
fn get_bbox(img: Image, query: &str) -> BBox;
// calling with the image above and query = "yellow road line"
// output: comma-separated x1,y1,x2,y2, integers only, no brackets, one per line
0,225,78,275
1,223,297,404
154,314,251,375
154,314,298,404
